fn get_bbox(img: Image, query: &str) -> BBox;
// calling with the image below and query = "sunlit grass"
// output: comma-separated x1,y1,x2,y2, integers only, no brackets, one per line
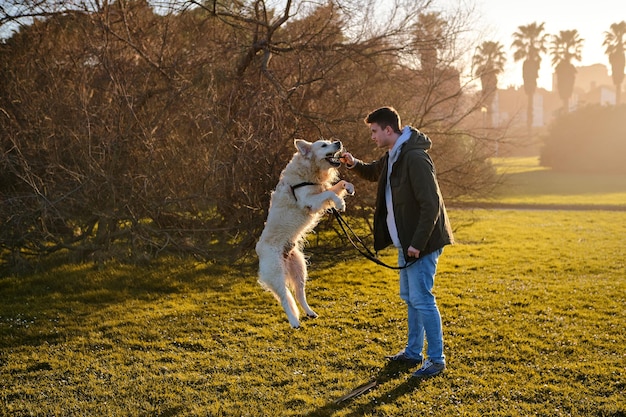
484,156,626,207
492,156,550,175
2,157,625,415
1,209,625,416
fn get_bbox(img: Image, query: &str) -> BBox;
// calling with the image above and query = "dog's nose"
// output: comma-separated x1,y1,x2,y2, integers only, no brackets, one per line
333,140,342,148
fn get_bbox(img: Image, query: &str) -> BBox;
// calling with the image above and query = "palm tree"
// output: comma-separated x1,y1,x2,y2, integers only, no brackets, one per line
603,21,626,105
511,22,548,133
551,30,584,112
414,12,447,74
472,41,506,128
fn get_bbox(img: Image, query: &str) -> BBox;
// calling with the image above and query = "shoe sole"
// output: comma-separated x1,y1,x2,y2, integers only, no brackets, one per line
412,369,445,378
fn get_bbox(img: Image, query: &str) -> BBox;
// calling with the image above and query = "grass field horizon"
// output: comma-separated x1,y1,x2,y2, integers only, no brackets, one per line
1,157,625,416
480,157,626,208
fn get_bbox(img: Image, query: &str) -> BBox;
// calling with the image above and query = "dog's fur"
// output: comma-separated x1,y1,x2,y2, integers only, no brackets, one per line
256,139,354,328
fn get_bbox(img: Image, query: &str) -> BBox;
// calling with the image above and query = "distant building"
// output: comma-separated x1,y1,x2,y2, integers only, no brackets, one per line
569,63,613,93
475,63,617,156
495,63,616,130
576,85,616,107
492,86,560,129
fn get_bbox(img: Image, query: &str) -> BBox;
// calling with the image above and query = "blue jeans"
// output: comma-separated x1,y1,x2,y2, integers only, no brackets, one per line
398,248,445,364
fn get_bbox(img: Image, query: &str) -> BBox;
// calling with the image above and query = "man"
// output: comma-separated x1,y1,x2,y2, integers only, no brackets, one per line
340,106,454,378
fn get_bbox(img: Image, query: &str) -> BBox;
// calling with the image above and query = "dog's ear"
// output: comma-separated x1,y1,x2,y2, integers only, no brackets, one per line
295,139,312,157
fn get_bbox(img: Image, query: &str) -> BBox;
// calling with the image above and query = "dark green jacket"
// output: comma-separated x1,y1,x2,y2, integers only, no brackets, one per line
350,128,454,258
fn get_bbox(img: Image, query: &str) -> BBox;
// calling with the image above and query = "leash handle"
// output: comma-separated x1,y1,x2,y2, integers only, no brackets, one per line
331,209,416,270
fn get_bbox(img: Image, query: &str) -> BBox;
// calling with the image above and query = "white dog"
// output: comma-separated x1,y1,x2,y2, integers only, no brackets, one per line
256,139,354,328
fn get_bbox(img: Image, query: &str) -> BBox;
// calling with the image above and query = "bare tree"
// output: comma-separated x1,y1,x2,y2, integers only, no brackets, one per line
1,0,496,268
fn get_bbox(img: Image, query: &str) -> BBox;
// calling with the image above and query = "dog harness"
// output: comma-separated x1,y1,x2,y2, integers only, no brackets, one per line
284,183,318,259
290,182,319,202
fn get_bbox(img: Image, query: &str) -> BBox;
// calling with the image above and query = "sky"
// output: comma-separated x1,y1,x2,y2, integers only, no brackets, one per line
458,0,626,91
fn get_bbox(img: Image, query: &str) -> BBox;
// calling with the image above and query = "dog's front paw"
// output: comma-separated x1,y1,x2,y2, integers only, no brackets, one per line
335,199,346,212
343,182,355,195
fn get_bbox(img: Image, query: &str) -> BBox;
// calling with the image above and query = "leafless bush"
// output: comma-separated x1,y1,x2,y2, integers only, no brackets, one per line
1,0,496,269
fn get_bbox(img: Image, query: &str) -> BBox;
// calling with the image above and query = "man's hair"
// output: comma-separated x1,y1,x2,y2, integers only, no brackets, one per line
364,107,402,134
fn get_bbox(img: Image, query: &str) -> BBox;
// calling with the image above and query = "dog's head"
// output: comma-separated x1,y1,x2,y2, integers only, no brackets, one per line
294,139,343,168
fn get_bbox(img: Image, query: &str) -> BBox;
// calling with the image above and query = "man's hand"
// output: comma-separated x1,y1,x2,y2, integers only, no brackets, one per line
407,246,420,258
340,152,355,167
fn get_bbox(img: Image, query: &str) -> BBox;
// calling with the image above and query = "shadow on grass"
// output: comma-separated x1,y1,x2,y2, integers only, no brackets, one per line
1,260,230,304
0,256,252,349
305,361,424,417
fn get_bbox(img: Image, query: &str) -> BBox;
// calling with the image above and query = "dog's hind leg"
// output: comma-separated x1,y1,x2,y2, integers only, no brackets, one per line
286,248,318,319
257,246,302,328
273,282,302,329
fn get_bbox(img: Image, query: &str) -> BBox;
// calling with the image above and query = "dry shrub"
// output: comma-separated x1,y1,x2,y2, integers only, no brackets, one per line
0,0,495,269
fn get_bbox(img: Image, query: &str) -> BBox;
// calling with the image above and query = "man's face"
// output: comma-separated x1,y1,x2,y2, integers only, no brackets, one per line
369,122,393,149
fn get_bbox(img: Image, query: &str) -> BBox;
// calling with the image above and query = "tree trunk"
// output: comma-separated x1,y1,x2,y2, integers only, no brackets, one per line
526,92,534,137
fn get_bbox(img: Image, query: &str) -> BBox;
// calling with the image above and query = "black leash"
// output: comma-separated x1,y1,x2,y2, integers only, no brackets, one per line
331,208,417,270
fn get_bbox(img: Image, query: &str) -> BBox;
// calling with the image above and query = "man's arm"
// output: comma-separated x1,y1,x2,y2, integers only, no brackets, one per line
409,153,441,252
341,152,385,182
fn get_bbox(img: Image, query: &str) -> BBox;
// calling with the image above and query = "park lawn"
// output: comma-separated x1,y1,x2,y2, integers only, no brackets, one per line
1,208,624,416
482,156,626,207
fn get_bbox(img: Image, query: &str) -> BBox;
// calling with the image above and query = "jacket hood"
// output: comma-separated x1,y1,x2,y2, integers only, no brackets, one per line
405,127,432,151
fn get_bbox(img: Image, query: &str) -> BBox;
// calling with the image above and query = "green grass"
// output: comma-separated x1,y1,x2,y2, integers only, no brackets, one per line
484,157,626,207
2,158,626,416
